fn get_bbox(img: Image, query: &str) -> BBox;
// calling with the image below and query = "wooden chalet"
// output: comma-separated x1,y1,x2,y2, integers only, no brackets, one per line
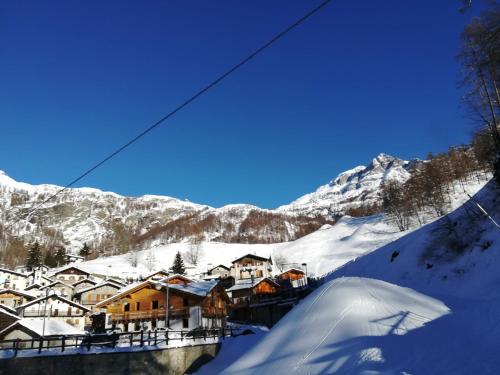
95,279,230,332
227,277,280,306
72,281,121,309
230,254,273,281
0,289,36,308
277,268,308,288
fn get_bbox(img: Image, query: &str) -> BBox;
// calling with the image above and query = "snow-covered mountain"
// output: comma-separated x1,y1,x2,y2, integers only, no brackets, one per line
278,153,415,216
0,153,413,256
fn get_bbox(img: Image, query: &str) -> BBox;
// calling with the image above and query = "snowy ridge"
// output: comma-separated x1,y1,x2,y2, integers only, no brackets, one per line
0,153,414,253
278,153,415,216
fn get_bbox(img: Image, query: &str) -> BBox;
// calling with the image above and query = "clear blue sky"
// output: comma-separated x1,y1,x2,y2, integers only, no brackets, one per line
0,1,478,208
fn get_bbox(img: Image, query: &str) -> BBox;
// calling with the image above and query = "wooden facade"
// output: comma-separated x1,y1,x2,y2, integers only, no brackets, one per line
96,280,229,332
0,289,36,308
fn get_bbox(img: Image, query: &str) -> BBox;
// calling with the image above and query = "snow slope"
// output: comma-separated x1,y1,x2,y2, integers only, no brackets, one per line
212,181,500,374
76,215,402,279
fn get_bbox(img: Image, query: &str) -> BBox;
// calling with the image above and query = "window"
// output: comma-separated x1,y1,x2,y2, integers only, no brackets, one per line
182,318,189,329
67,307,72,316
183,298,189,307
53,309,59,317
124,303,130,312
136,302,140,311
152,300,159,309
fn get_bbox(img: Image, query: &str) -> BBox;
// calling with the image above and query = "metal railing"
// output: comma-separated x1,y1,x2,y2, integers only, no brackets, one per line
0,327,239,357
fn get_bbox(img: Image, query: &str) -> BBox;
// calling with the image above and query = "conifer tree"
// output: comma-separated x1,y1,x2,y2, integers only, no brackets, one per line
54,246,66,266
44,249,57,268
26,242,42,270
170,251,186,275
79,243,91,259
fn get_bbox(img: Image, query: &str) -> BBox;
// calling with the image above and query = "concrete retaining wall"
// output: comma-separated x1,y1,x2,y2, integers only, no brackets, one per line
0,344,220,375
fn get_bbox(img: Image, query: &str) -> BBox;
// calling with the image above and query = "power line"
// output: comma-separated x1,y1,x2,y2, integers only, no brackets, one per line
11,0,333,228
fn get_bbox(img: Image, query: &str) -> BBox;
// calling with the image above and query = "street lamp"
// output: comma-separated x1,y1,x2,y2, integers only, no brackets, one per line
155,275,169,330
42,288,55,338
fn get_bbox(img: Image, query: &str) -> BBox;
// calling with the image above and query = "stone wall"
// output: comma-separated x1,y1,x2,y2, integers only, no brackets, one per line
0,343,220,375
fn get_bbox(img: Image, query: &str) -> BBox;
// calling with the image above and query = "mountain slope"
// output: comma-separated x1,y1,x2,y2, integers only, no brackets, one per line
212,181,500,374
278,153,415,216
0,153,412,257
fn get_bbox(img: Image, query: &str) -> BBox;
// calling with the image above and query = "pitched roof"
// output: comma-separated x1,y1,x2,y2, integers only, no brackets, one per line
208,264,230,272
16,293,90,312
25,283,43,291
0,318,84,338
231,254,271,264
96,279,219,308
41,280,74,290
52,265,89,276
0,305,19,318
72,278,98,287
279,268,306,276
0,289,37,300
73,281,121,297
0,267,28,278
226,277,279,292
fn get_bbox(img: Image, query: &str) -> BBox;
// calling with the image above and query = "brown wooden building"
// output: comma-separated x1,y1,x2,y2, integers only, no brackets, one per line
95,279,229,332
277,268,308,288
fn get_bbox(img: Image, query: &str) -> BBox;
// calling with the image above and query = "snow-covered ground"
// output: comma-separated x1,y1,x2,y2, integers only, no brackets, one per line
204,180,500,374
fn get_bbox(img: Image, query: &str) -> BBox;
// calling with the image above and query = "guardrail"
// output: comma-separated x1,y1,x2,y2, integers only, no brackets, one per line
0,327,239,357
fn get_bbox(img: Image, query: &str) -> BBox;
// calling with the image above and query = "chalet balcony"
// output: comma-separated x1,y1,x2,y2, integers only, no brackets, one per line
110,308,189,322
202,307,227,318
22,311,83,318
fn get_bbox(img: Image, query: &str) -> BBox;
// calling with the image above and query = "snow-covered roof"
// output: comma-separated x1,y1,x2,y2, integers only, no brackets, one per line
0,305,20,319
51,265,89,276
41,280,74,290
226,277,279,292
73,281,121,296
231,254,271,264
0,267,28,278
25,283,43,290
0,318,84,338
72,278,97,287
208,264,230,272
0,289,37,300
16,293,90,312
167,280,218,297
96,279,219,308
278,268,306,276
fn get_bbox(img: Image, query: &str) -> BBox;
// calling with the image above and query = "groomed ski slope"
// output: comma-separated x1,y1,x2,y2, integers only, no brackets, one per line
219,277,450,374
